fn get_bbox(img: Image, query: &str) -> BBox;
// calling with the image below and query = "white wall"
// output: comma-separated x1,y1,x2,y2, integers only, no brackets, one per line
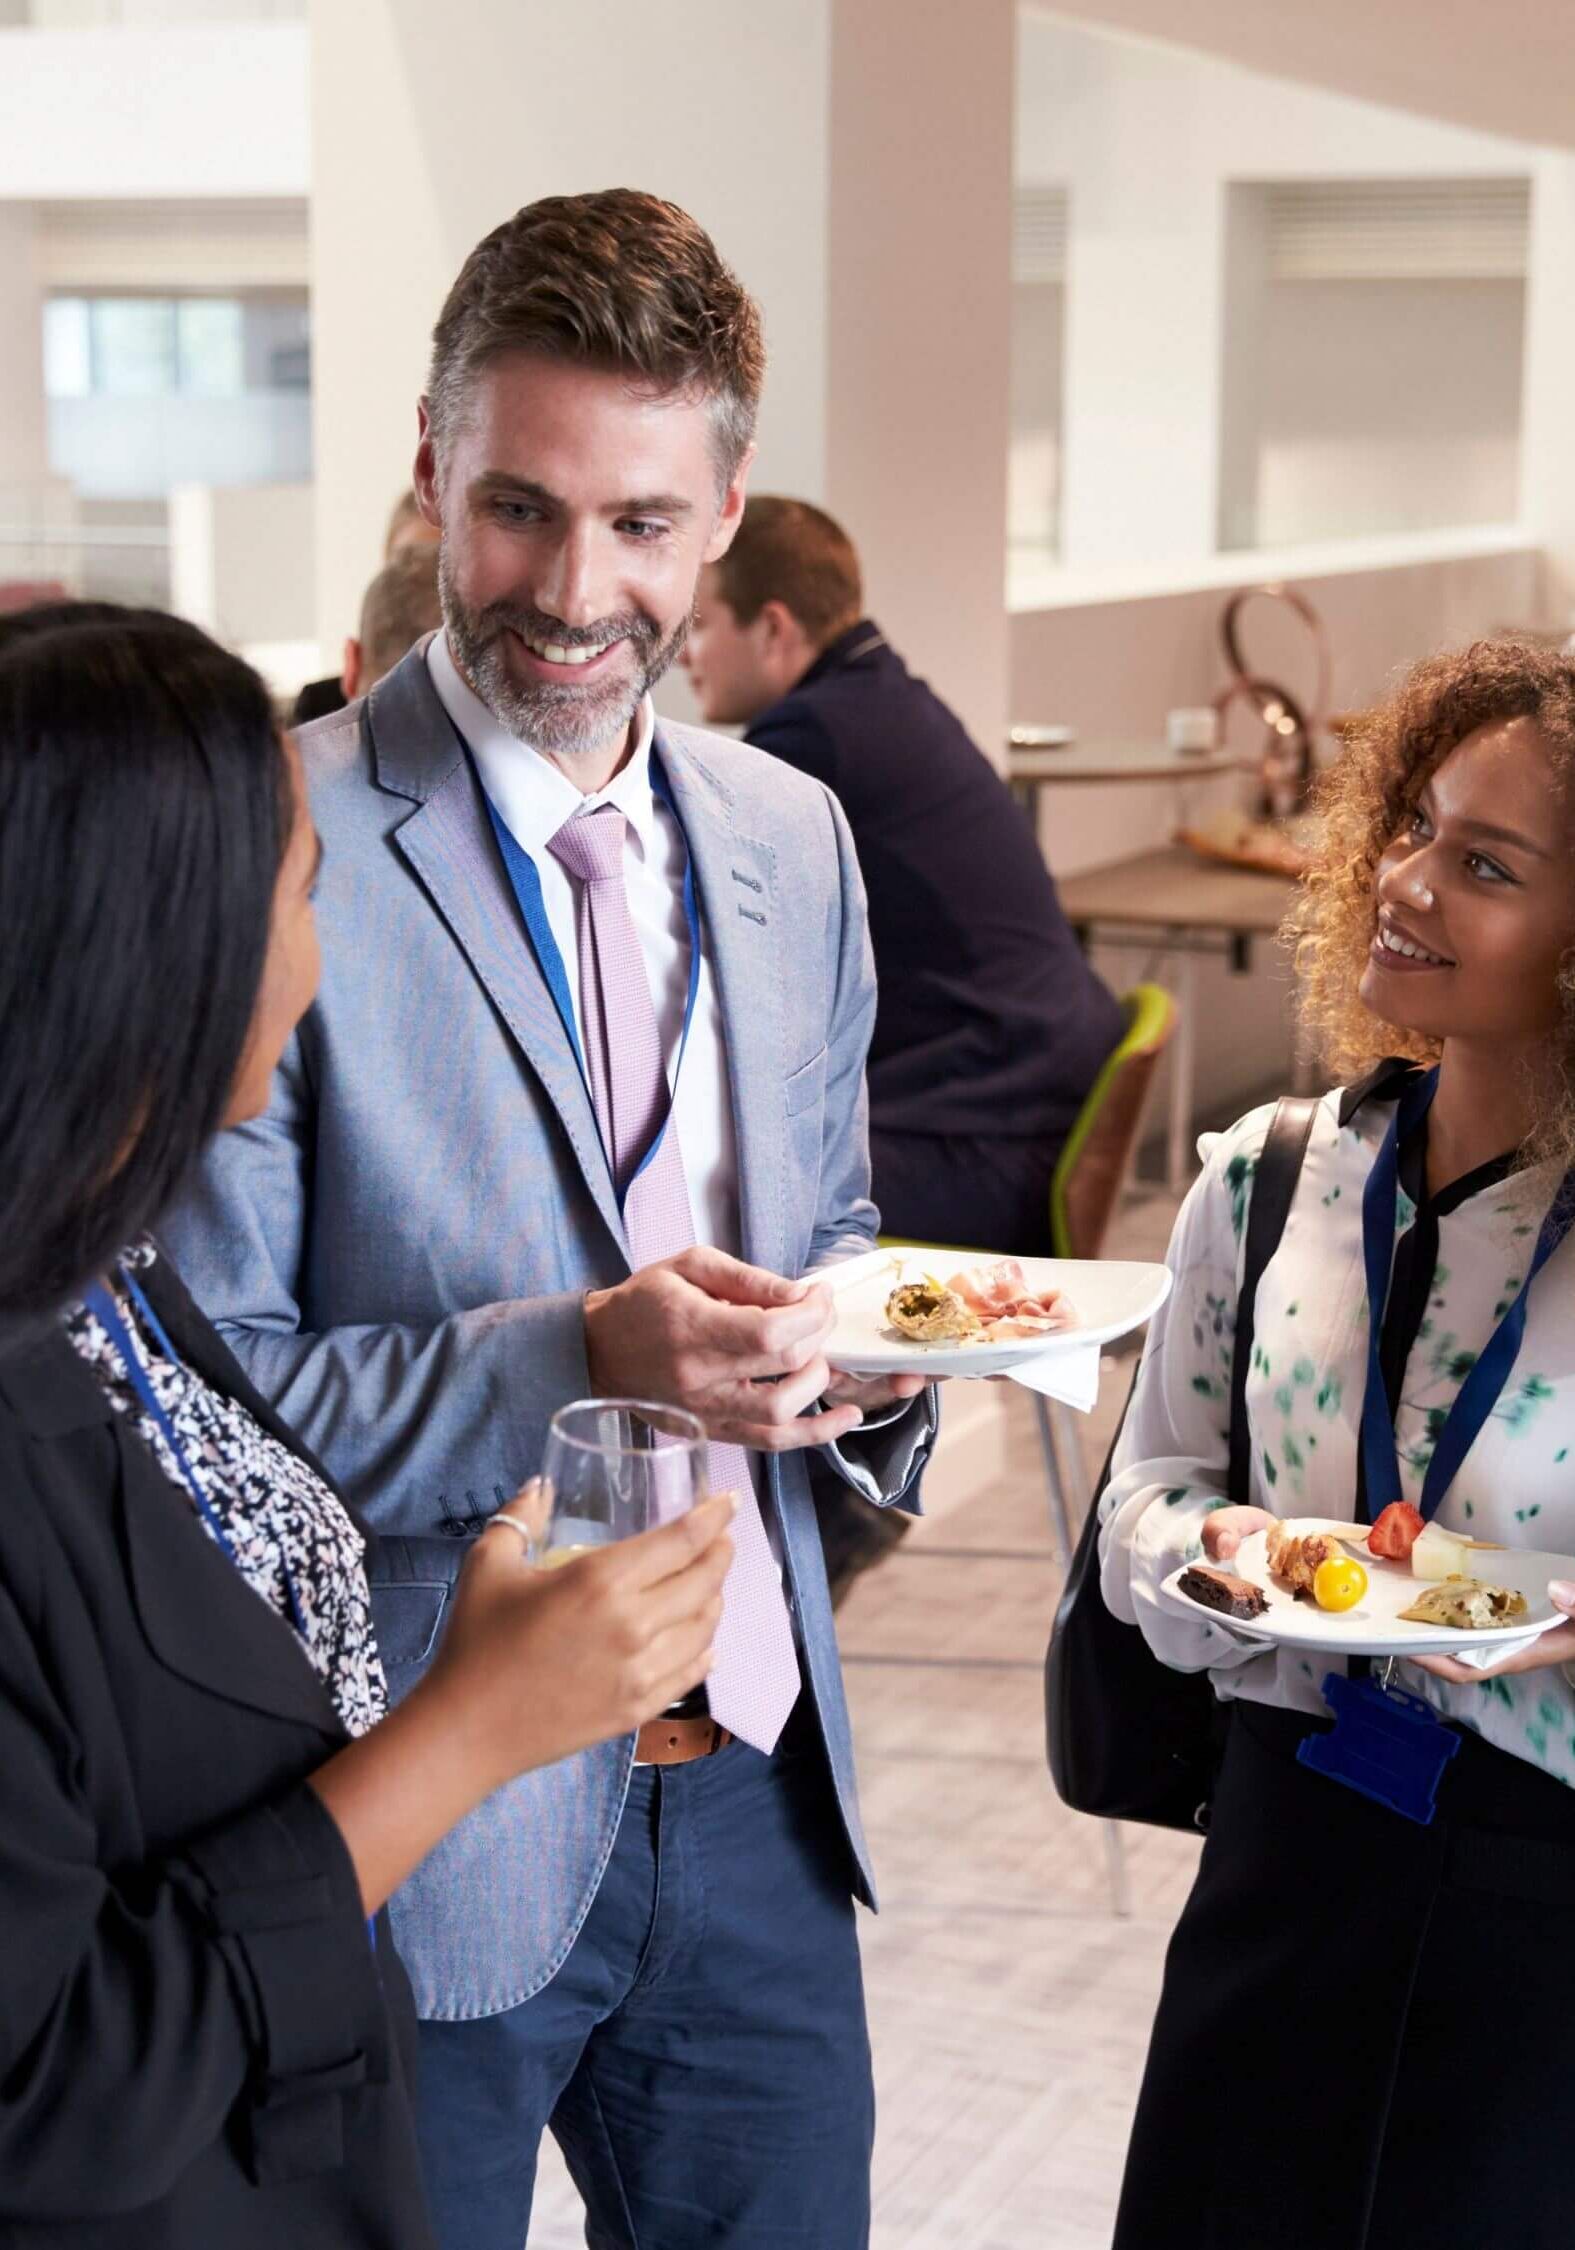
1245,277,1524,548
0,204,46,495
1010,279,1064,557
1012,539,1546,1117
1017,13,1541,578
1012,541,1544,873
0,24,307,199
308,0,832,652
825,0,1013,760
169,477,313,648
307,0,1015,762
1521,156,1575,621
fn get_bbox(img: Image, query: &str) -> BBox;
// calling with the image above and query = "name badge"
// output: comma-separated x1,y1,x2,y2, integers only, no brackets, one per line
1298,1671,1461,1825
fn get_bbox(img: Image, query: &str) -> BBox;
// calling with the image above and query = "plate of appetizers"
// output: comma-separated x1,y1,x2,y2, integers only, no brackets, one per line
822,1249,1172,1378
1161,1505,1575,1659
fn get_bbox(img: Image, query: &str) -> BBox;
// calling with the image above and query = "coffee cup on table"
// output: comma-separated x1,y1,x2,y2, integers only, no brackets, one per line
1167,707,1219,756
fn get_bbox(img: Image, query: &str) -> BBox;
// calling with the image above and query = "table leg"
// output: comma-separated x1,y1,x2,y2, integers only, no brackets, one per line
1166,948,1198,1194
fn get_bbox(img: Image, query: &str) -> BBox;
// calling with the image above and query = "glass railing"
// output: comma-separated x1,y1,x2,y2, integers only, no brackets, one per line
0,518,172,610
46,391,311,503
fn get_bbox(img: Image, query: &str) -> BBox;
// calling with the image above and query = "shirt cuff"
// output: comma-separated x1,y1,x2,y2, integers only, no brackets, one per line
822,1383,939,1506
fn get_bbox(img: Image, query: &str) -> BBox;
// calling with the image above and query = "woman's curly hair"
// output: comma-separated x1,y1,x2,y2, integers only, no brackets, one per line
1290,635,1575,1167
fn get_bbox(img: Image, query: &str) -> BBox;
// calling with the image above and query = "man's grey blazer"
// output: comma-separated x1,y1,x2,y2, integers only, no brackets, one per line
164,643,936,2021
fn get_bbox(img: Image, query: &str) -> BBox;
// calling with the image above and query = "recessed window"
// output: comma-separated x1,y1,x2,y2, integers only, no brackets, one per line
1218,178,1529,551
1009,184,1067,569
42,292,312,499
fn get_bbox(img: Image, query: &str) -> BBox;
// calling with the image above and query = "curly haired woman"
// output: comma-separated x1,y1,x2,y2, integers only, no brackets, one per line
1098,637,1575,2249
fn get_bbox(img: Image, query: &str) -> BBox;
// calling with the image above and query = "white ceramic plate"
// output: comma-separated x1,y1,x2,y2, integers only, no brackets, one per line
822,1248,1172,1378
1161,1526,1575,1659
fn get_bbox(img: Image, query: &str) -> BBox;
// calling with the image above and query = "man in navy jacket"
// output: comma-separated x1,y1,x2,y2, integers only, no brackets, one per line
682,498,1122,1598
682,496,1123,1259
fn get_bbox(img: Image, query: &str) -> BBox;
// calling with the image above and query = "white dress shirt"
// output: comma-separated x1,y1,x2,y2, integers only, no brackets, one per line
428,630,744,1261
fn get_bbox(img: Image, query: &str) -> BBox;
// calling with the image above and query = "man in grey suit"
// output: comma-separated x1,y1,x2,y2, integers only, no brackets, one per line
166,188,936,2250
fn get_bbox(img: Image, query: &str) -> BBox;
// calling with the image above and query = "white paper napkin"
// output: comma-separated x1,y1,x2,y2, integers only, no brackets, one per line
1429,1618,1565,1672
1005,1340,1102,1412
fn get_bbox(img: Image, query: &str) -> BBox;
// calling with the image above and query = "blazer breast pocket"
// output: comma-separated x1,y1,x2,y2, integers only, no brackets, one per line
784,1046,829,1119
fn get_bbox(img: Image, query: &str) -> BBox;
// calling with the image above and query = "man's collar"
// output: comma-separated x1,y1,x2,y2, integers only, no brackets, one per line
791,617,887,696
427,628,658,858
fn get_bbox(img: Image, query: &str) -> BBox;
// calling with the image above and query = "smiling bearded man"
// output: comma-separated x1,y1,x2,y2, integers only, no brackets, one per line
165,188,937,2250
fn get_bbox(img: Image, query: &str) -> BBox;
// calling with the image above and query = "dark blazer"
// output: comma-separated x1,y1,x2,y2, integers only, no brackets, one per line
291,673,348,727
0,1250,434,2248
747,621,1125,1147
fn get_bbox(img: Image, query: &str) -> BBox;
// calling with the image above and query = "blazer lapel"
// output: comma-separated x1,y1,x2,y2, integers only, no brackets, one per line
658,730,787,1279
1,1300,341,1737
365,649,627,1259
119,1424,344,1737
141,1247,344,1506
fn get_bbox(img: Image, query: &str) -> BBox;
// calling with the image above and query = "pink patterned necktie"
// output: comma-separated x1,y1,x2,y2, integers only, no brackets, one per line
547,804,801,1753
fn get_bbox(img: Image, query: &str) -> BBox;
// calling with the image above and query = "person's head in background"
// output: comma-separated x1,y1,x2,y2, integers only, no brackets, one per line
383,487,442,563
413,187,761,768
682,496,862,728
0,611,320,1330
341,544,443,700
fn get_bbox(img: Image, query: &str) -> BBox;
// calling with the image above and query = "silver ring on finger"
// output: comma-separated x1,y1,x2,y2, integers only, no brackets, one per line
483,1509,536,1557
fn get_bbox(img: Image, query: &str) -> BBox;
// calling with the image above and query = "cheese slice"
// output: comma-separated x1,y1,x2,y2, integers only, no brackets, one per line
1411,1522,1473,1581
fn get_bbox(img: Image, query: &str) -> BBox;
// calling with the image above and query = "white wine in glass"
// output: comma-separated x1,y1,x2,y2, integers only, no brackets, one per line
537,1399,706,1567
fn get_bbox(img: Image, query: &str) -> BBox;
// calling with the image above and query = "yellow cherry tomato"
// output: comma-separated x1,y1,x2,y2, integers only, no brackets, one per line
1313,1554,1368,1614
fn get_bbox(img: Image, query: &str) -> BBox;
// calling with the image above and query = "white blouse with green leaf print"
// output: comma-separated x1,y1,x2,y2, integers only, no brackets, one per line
1098,1079,1575,1787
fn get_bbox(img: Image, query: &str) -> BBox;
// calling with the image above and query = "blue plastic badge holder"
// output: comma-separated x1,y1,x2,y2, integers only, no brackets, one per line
1298,1670,1461,1825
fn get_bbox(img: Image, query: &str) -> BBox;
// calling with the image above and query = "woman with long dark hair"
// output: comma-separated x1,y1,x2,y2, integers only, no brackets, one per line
1100,638,1575,2248
0,608,731,2248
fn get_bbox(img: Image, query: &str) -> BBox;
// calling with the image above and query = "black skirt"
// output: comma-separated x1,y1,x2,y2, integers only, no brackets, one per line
1114,1696,1575,2250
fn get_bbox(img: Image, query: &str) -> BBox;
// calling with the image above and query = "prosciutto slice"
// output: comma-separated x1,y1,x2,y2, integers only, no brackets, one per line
946,1259,1076,1337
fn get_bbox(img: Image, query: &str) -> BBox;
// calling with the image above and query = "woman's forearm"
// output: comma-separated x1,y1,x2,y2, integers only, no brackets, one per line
306,1676,506,1915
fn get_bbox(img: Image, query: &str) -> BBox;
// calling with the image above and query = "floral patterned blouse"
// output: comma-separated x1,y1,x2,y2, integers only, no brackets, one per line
1099,1070,1575,1786
62,1241,387,1739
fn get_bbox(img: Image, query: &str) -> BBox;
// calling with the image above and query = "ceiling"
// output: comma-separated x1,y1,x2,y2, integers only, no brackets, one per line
1036,1,1575,152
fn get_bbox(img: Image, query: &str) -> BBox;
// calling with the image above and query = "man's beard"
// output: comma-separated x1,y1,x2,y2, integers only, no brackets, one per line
439,549,689,757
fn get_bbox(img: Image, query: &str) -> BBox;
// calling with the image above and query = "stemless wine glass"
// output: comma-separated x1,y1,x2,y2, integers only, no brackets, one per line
536,1399,706,1566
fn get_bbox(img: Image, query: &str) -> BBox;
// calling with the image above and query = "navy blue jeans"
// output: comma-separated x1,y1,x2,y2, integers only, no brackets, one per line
413,1726,874,2249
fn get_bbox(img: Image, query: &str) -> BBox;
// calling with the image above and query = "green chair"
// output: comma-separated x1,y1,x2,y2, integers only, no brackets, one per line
1036,985,1175,1921
1037,983,1177,1565
881,984,1177,1919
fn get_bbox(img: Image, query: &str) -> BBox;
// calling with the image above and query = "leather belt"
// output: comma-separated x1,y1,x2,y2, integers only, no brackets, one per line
634,1714,733,1767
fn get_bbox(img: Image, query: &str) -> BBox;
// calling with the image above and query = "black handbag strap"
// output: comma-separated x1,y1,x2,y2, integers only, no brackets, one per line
1227,1094,1320,1507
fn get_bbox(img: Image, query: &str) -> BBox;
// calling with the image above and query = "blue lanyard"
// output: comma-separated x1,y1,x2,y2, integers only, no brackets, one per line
1359,1069,1575,1520
83,1268,307,1637
483,751,704,1207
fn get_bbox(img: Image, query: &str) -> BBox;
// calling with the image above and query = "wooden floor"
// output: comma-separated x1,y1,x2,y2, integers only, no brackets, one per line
530,1190,1200,2248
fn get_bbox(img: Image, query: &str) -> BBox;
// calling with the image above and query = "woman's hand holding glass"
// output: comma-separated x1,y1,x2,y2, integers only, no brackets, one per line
309,1481,732,1914
432,1480,733,1789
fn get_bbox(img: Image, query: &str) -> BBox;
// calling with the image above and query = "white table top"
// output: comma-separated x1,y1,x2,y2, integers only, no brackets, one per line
1007,739,1249,785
